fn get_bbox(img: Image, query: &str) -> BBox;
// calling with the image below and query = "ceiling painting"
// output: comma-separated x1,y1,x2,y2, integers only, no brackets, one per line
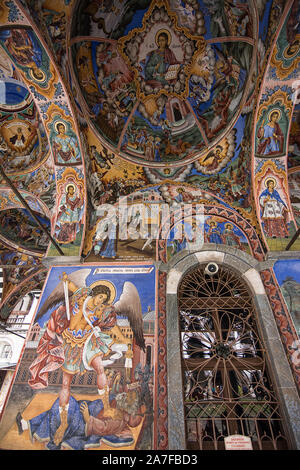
70,0,257,168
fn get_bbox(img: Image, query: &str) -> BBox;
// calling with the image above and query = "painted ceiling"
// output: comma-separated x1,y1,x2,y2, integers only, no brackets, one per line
0,0,299,314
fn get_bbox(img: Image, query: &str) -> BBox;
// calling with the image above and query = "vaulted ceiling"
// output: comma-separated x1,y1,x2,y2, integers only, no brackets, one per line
0,0,299,315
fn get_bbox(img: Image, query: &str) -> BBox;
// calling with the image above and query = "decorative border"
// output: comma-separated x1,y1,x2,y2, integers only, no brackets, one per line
156,270,168,450
260,267,300,390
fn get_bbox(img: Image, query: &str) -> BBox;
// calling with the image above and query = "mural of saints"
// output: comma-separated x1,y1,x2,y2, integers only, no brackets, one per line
16,268,146,450
54,183,84,244
259,178,289,238
143,30,180,89
52,122,81,165
257,110,284,156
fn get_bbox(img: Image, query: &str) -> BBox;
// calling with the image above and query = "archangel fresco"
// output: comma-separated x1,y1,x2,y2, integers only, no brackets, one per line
0,264,156,451
274,260,300,338
71,0,256,166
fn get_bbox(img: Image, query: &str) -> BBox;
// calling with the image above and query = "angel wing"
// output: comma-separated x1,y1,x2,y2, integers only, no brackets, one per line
35,268,92,322
114,282,145,351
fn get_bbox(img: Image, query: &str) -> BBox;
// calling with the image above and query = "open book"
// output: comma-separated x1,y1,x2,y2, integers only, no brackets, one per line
165,63,181,80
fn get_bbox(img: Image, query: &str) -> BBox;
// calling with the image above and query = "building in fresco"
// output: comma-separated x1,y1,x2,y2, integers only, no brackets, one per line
0,0,299,453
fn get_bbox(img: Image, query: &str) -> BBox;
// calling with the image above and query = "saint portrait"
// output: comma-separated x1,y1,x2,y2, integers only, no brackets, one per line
256,110,284,156
259,177,289,238
54,183,84,245
52,122,81,165
143,29,181,90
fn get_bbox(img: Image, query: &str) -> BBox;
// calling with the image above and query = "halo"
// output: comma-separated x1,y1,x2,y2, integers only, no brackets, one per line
89,280,116,303
264,177,277,188
29,67,46,83
268,108,281,122
225,223,233,229
54,120,67,133
155,29,172,47
283,39,300,59
66,183,76,192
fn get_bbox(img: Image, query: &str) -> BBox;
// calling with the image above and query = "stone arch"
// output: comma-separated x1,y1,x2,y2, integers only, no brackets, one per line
164,247,300,449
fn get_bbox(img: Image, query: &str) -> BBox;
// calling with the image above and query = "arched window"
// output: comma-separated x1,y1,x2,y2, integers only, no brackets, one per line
178,264,289,450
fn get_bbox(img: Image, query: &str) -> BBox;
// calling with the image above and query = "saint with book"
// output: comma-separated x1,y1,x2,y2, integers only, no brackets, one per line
144,29,181,89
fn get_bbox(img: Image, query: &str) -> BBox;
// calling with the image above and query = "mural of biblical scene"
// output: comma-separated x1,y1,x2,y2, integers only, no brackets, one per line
49,168,85,257
288,170,300,227
83,182,245,262
71,0,153,39
187,114,254,219
72,40,136,146
194,129,236,175
269,0,300,81
0,251,42,302
0,208,51,255
0,265,156,451
255,107,288,157
188,40,252,143
256,165,299,250
165,215,250,261
71,0,255,166
9,156,56,214
49,117,81,166
199,0,254,39
0,46,15,80
0,28,51,88
273,260,300,337
288,102,300,169
0,80,49,174
121,103,204,163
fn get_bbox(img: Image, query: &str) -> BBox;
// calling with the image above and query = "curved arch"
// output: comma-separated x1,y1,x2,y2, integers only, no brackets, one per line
164,248,300,449
157,203,265,263
0,1,87,257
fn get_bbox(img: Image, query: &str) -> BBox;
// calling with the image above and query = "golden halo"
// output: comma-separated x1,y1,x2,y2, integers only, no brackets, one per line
29,67,46,82
89,280,116,303
264,177,277,188
155,29,172,47
54,121,67,133
225,223,233,229
283,40,300,59
66,183,75,192
268,108,281,122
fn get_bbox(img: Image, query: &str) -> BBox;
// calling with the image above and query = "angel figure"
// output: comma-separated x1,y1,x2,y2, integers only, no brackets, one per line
25,268,145,448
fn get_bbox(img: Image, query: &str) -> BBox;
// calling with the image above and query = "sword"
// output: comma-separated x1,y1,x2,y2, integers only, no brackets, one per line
63,279,70,321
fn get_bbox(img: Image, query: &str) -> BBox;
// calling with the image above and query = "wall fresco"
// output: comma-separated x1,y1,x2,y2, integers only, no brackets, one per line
273,259,300,337
0,264,157,451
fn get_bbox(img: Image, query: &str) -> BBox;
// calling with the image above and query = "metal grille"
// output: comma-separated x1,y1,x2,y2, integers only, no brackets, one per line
178,265,289,450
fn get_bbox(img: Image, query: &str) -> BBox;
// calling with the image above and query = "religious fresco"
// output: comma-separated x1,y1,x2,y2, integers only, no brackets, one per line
288,169,300,227
273,259,300,338
165,215,250,261
254,159,298,250
288,102,300,170
0,264,157,451
70,0,257,167
252,1,300,252
255,88,292,158
0,79,49,175
0,16,87,258
48,167,85,257
268,0,300,81
0,208,50,254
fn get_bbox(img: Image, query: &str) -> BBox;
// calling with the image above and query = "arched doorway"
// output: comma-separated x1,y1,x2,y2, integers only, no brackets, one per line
178,263,289,450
